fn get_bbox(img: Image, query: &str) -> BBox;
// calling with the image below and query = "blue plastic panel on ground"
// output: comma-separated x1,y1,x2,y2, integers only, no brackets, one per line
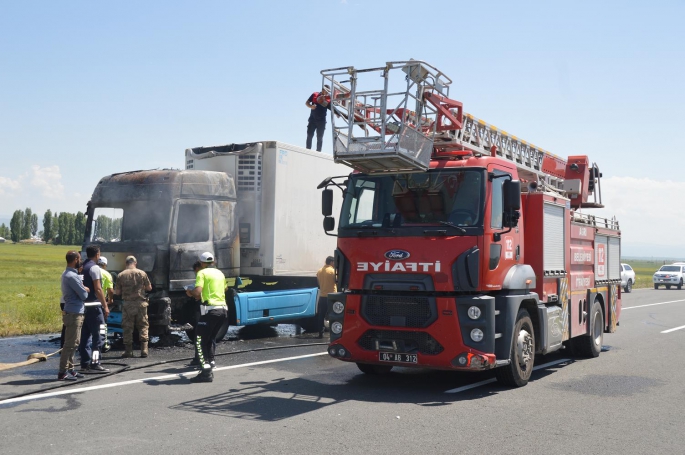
234,287,319,326
106,311,123,334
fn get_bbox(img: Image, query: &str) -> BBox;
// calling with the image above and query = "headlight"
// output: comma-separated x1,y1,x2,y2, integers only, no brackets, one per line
467,306,481,320
470,328,484,342
331,321,343,334
332,301,345,314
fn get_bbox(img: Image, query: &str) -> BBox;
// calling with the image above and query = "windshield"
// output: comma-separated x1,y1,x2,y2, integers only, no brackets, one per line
659,266,681,272
340,169,484,231
89,202,170,243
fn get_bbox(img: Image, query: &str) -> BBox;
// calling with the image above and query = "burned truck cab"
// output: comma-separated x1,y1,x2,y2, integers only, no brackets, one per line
83,170,239,336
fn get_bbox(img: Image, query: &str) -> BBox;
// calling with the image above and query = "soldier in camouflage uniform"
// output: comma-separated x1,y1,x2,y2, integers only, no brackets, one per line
114,256,152,358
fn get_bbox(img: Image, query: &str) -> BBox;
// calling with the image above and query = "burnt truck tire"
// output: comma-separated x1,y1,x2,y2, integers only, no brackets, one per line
298,315,322,334
495,309,535,388
356,363,393,375
570,300,603,358
624,280,632,293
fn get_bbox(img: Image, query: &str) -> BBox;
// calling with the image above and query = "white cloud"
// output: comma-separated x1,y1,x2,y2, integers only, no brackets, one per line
0,176,22,196
30,165,64,199
594,176,685,256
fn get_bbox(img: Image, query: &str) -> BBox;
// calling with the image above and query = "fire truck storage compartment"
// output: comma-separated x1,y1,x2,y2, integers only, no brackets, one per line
543,202,566,273
595,235,620,281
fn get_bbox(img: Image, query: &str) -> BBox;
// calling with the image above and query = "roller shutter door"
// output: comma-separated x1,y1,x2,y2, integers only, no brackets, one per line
608,237,620,280
543,203,565,271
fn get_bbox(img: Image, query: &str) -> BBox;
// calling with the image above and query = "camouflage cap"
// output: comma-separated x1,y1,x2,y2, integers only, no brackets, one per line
125,255,137,264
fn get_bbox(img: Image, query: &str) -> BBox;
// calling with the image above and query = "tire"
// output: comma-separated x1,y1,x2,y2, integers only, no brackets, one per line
298,316,321,334
654,284,659,290
570,299,603,358
679,280,683,291
624,280,632,293
495,309,535,387
356,363,393,375
666,285,671,290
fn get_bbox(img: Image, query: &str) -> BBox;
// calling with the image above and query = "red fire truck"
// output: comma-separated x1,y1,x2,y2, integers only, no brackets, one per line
318,61,621,387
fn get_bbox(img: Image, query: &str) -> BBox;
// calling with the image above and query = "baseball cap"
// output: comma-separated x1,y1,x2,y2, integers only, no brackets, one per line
97,257,108,266
199,252,214,262
125,255,137,264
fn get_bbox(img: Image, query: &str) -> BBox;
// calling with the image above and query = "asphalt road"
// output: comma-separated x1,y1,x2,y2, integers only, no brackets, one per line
1,289,684,455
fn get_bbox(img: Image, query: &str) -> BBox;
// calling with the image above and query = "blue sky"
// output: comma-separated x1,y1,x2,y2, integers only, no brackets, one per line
1,0,684,256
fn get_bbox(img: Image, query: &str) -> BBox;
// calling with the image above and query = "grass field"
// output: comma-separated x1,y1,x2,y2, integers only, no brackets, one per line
0,243,80,337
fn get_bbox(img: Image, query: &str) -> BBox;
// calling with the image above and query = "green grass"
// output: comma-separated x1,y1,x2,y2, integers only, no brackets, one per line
0,244,81,337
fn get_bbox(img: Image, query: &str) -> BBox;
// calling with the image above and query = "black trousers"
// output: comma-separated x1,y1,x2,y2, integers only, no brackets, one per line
195,307,227,370
316,296,328,334
306,118,326,152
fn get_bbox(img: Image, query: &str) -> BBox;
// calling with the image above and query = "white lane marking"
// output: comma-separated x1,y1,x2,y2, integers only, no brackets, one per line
444,358,571,394
0,352,327,406
661,325,685,334
622,299,685,310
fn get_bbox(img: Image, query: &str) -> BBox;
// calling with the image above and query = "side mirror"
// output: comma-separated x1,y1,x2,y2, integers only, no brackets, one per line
323,216,335,232
503,180,521,211
322,189,333,217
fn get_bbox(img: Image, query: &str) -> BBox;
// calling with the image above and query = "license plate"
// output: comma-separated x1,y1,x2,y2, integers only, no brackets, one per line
378,352,418,364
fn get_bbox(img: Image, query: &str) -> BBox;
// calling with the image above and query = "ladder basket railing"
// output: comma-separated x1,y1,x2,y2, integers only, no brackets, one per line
321,60,452,174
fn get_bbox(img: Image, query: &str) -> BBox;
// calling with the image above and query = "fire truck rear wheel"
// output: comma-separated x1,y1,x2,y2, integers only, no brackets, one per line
570,300,603,358
356,363,393,375
495,309,535,388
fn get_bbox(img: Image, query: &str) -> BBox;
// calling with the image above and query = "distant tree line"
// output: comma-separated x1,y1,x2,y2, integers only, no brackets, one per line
2,208,87,245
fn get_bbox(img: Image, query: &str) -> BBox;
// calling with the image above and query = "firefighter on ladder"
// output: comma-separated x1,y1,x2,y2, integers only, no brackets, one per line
305,85,332,152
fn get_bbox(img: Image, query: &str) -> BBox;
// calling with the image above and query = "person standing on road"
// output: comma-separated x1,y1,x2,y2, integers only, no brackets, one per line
114,256,152,358
316,256,337,338
78,245,110,373
185,252,228,383
305,85,332,152
187,261,203,367
58,250,89,380
98,256,114,353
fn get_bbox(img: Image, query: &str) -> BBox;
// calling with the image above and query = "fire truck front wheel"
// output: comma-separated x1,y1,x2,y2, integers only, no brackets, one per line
356,363,393,375
495,309,535,388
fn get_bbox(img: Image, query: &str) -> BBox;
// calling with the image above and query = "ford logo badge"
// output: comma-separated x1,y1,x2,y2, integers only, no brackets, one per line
385,250,411,260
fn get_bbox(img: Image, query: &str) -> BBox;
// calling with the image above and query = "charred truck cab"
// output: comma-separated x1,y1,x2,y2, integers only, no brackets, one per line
83,170,239,337
319,61,621,386
85,141,350,340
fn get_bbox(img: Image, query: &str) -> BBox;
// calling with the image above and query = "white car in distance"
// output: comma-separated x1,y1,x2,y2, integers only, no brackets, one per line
621,263,636,293
653,264,685,290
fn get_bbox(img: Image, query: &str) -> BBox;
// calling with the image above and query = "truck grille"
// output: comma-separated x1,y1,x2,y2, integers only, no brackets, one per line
357,330,444,355
361,295,435,328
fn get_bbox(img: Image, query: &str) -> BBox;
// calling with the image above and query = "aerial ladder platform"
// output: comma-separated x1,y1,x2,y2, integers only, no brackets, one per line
320,60,605,210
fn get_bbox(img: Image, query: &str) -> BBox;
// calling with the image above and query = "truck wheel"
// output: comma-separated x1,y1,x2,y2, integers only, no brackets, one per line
495,309,535,388
654,284,659,290
356,363,393,375
624,280,632,293
298,316,321,334
678,280,683,291
570,300,603,358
